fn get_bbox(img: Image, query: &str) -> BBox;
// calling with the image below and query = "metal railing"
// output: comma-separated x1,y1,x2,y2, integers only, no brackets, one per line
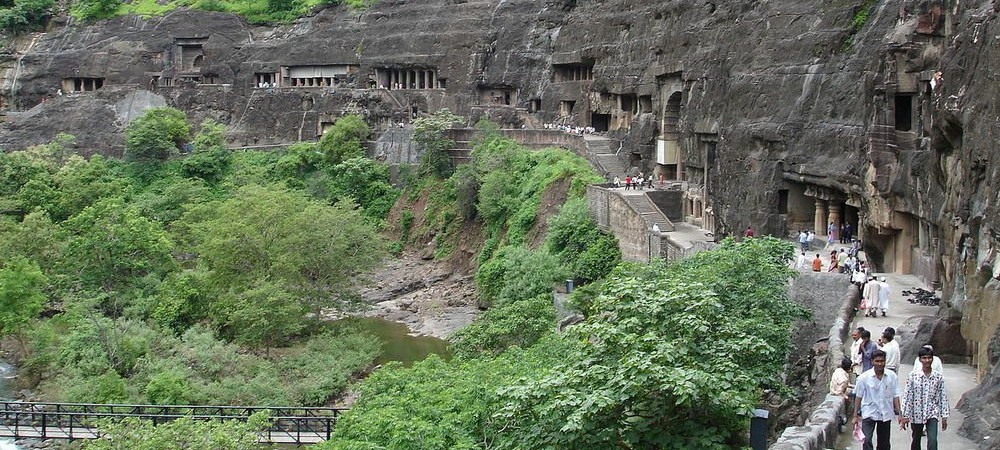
0,401,346,444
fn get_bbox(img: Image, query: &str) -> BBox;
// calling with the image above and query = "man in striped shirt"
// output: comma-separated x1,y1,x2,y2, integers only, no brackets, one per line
900,346,949,450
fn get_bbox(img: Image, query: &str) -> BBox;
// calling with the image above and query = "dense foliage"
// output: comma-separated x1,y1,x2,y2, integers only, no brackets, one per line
322,237,807,449
66,0,375,24
0,112,397,407
83,412,270,450
0,0,53,34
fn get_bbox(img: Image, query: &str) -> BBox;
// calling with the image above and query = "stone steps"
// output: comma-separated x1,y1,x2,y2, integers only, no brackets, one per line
622,193,673,231
583,135,626,176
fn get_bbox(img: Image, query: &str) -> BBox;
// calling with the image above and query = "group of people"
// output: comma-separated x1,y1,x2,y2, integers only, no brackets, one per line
861,275,892,317
827,221,857,244
831,328,949,449
613,172,653,190
797,230,818,251
542,123,597,135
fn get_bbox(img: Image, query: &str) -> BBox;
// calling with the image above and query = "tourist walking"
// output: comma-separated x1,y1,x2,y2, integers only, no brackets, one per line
910,345,943,376
878,327,901,373
857,329,878,373
850,327,866,375
863,277,881,317
854,350,903,450
807,230,816,250
878,276,891,317
901,346,949,450
799,230,809,252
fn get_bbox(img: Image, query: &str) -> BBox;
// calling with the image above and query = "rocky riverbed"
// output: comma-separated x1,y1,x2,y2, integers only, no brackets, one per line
351,254,481,339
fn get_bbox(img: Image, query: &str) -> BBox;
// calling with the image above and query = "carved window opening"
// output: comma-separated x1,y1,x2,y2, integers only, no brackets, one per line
175,38,208,73
552,62,594,82
894,94,913,131
620,94,636,113
255,73,277,88
560,100,575,117
63,77,104,92
528,99,541,113
282,65,357,88
639,95,653,114
778,189,789,214
477,85,517,106
373,67,438,90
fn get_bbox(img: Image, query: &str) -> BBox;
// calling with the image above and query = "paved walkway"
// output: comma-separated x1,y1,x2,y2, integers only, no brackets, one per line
795,237,982,449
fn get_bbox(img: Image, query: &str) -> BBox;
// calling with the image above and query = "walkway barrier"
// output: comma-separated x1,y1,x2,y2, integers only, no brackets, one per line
0,402,347,445
768,284,859,449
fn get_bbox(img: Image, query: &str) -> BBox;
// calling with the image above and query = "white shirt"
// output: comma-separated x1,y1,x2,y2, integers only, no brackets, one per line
881,340,900,370
856,369,900,421
851,338,863,367
879,282,891,308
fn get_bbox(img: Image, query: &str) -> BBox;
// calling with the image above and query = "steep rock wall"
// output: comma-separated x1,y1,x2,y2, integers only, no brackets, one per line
0,0,999,442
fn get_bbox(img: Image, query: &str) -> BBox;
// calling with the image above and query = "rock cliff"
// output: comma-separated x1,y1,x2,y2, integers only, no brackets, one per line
1,0,998,444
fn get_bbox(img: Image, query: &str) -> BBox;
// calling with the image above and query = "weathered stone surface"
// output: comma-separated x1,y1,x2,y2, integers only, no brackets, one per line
1,0,1000,443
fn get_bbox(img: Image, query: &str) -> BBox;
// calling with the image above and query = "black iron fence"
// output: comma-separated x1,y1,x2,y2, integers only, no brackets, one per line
0,401,347,444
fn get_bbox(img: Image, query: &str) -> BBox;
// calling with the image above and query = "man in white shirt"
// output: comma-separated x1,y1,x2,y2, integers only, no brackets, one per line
854,350,903,450
879,327,901,373
878,276,891,317
795,252,809,270
799,230,809,252
850,327,865,375
910,344,944,376
901,346,949,450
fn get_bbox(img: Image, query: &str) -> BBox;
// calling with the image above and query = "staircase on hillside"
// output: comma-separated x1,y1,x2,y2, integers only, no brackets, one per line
583,134,626,178
622,192,673,232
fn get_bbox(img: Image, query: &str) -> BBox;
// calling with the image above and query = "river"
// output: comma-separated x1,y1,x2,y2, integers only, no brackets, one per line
0,361,17,450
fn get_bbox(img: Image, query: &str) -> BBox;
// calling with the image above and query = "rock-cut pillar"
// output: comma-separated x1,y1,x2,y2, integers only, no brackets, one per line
828,202,841,241
814,199,826,236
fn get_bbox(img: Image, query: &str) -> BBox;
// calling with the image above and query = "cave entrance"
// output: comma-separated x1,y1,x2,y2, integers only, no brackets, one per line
591,113,610,132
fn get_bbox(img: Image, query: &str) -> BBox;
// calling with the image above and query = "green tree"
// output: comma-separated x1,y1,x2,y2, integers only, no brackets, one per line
71,0,121,20
413,109,461,179
63,198,176,295
488,237,809,449
474,245,565,308
181,119,231,183
0,257,47,338
317,114,369,167
124,107,190,164
191,184,384,315
216,280,307,353
449,293,555,358
327,156,399,220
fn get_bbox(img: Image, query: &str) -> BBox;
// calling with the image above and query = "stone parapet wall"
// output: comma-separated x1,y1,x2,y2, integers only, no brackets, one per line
770,281,859,450
587,186,656,262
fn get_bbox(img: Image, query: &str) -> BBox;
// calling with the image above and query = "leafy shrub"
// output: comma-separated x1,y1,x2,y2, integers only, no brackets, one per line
449,293,555,358
71,0,121,20
474,245,564,308
318,114,369,167
124,107,190,164
0,0,54,34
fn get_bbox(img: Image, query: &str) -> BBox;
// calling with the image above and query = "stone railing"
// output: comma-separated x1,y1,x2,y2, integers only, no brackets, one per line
769,285,859,450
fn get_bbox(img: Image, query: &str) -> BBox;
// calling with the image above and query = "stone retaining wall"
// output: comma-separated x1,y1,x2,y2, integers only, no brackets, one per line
770,283,859,450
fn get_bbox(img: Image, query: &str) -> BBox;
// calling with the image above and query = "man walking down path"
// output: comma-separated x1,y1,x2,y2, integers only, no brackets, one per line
854,350,903,450
901,346,949,450
843,271,979,450
878,276,892,317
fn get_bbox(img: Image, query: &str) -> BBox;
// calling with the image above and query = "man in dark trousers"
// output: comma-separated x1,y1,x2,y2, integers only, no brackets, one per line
854,350,903,450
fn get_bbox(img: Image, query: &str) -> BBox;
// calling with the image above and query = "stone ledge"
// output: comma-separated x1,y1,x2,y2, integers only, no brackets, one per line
769,285,858,450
